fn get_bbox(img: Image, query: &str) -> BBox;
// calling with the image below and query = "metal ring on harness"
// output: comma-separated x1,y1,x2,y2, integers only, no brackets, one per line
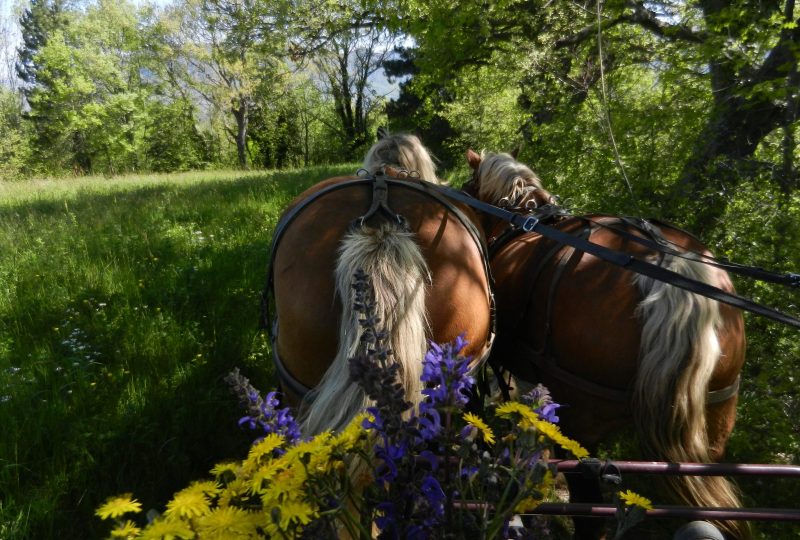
522,216,539,232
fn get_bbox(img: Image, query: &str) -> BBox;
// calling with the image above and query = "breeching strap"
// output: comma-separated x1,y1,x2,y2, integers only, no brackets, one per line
428,184,800,330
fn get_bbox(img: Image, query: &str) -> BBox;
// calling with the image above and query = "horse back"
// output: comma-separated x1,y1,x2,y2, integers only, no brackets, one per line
272,177,493,396
489,214,745,447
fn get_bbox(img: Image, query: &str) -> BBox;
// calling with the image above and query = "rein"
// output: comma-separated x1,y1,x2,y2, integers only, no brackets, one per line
587,216,800,288
426,183,800,330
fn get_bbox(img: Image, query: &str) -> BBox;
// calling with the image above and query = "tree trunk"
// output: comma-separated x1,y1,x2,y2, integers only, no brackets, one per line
666,1,800,232
233,97,249,170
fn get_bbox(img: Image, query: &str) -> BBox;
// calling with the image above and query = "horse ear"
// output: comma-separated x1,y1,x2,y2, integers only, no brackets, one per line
466,148,481,170
377,126,388,140
509,145,521,159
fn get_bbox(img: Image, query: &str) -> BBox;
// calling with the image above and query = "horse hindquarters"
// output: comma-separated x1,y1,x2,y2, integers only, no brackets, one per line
300,222,430,436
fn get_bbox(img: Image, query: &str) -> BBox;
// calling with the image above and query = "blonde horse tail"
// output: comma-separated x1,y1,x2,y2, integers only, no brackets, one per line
300,222,429,436
633,255,748,538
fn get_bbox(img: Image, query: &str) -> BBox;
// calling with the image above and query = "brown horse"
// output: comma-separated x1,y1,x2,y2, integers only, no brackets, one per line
265,135,493,437
464,150,748,539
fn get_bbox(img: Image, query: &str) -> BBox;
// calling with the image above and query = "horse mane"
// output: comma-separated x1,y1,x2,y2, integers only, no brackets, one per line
476,151,546,206
362,132,442,185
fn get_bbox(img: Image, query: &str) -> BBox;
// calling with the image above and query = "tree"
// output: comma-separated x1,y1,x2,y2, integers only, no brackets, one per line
312,16,396,158
0,86,31,179
375,0,800,230
383,46,458,167
16,0,68,92
155,0,291,169
19,0,152,173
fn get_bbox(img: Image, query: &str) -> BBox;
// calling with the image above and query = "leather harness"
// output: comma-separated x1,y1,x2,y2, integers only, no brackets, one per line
487,209,741,405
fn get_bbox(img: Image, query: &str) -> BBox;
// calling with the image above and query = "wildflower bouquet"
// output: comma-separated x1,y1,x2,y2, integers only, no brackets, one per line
97,271,649,539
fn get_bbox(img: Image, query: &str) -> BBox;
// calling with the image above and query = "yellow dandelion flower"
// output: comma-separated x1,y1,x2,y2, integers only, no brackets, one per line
280,498,317,526
307,443,335,474
184,480,220,498
525,417,590,459
463,412,496,444
264,498,319,535
619,489,653,510
110,520,141,538
332,413,368,451
514,469,555,512
195,506,260,538
495,401,539,425
560,438,590,460
217,477,249,508
164,486,211,519
248,459,283,495
246,433,285,464
210,461,239,478
96,493,142,520
261,466,308,505
282,432,332,466
139,518,195,540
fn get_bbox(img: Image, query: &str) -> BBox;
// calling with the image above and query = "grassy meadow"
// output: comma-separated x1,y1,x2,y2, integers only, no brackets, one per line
1,165,799,539
0,165,355,538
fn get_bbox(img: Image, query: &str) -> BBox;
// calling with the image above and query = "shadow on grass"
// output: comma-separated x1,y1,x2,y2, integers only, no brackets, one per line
0,166,356,539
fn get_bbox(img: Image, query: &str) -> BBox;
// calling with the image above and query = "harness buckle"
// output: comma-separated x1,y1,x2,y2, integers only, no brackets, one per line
521,216,539,232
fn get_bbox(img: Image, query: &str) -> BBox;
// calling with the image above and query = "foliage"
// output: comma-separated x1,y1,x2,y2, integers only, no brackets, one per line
0,87,32,180
20,0,150,174
374,0,800,229
154,0,291,169
96,273,654,539
310,11,397,159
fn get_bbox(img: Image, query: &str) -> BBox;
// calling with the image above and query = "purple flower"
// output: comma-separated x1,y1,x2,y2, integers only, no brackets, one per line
417,403,442,440
363,407,384,431
405,524,428,540
535,402,561,424
420,474,445,518
375,501,397,532
420,336,475,409
522,383,562,424
375,441,406,483
417,450,439,471
226,370,301,444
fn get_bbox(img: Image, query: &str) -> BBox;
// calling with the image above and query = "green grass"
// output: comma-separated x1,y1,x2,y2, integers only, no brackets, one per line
0,165,355,538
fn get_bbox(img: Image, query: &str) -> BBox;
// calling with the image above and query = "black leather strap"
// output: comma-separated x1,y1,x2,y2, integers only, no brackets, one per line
427,185,800,329
589,216,800,288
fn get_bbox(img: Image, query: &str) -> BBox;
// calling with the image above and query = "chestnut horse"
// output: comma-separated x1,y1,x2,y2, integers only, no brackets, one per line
265,135,493,437
464,150,747,539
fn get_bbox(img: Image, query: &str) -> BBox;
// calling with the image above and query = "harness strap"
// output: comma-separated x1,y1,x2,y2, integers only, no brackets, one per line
426,184,800,329
517,340,742,405
353,174,407,229
492,217,743,406
518,340,631,402
592,217,800,288
706,375,741,404
269,323,315,403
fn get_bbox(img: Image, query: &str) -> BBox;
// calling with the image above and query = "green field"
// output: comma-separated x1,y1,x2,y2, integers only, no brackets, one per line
1,167,799,539
0,166,357,538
